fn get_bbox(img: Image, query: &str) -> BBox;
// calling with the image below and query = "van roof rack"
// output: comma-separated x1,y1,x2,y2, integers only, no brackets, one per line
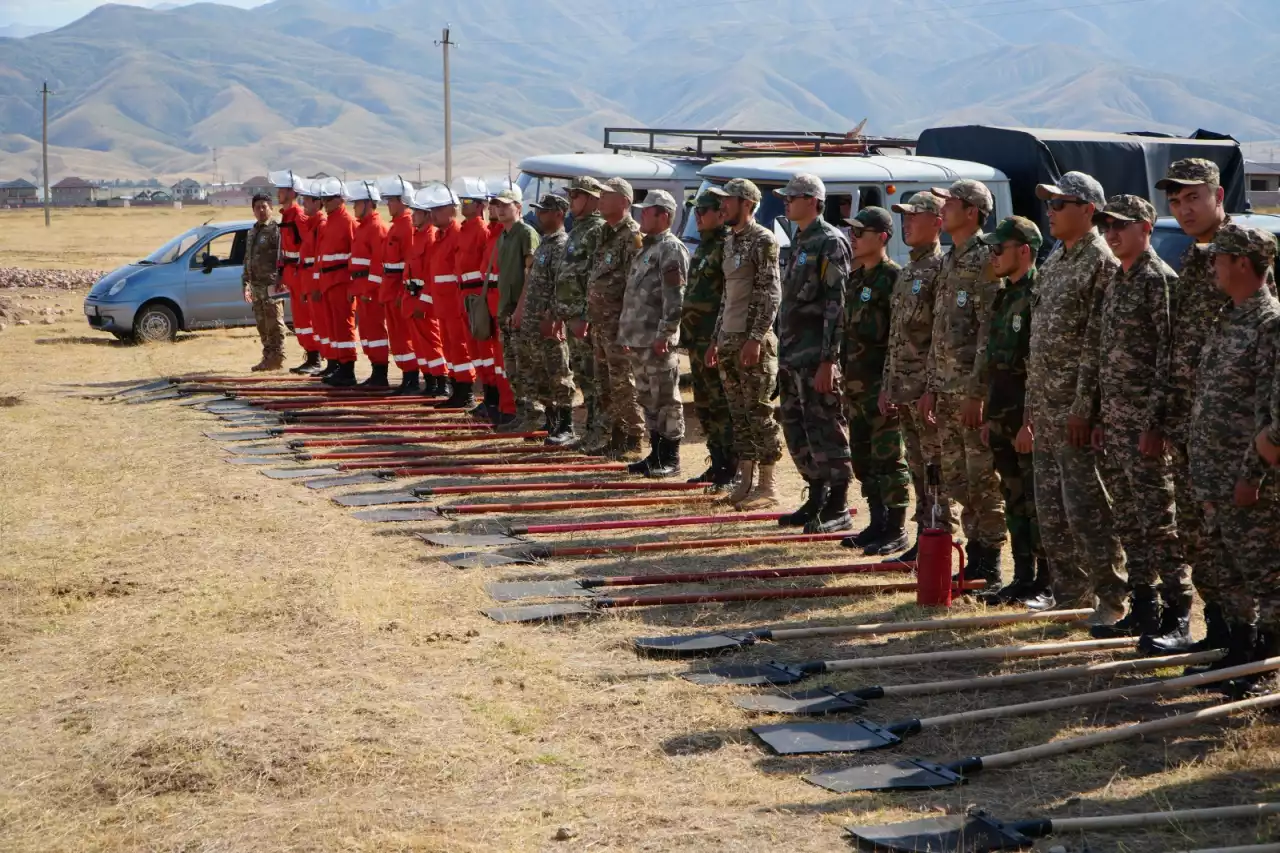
602,126,918,160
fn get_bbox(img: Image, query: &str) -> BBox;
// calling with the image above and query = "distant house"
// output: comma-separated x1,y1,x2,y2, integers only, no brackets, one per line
1245,161,1280,193
0,178,38,205
242,175,273,198
170,178,206,201
51,177,98,206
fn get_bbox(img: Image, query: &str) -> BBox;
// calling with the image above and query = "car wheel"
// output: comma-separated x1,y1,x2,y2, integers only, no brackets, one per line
133,303,178,343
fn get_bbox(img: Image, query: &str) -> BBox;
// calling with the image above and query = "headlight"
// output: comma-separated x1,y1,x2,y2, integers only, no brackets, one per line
107,276,130,296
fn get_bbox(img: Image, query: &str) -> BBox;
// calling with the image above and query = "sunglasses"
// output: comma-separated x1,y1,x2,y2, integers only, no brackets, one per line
1097,218,1138,233
1047,198,1088,211
989,241,1024,257
695,206,717,215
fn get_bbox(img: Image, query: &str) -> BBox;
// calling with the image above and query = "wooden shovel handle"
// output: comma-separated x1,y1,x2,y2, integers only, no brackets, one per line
296,432,545,448
824,638,1133,672
770,608,1094,641
285,423,493,435
546,530,851,557
1048,802,1280,833
590,560,910,588
338,453,588,470
520,510,780,535
443,494,710,514
389,462,624,477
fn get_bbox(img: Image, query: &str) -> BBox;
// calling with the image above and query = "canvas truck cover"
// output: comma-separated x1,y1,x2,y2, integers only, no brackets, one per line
916,126,1246,239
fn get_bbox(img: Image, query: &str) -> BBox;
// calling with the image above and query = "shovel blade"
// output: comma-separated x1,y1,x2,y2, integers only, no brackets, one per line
632,630,758,658
303,473,386,489
230,444,292,456
331,491,423,507
115,379,174,397
261,466,341,480
681,662,808,687
732,688,866,716
484,579,593,601
483,601,596,623
352,507,441,522
443,549,541,569
225,456,284,466
124,389,182,403
752,720,900,755
845,814,1029,853
419,532,525,547
205,403,255,414
207,430,274,442
805,758,964,793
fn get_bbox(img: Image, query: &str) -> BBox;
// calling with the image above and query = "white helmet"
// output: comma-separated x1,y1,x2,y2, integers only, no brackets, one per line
487,177,522,204
419,182,459,210
377,175,415,203
316,176,346,199
409,186,436,212
345,179,381,203
269,169,307,194
452,176,488,201
298,179,323,199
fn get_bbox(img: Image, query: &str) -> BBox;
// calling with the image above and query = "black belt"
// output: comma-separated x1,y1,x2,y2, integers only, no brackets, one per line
460,282,484,290
320,263,347,274
280,257,300,266
350,270,369,280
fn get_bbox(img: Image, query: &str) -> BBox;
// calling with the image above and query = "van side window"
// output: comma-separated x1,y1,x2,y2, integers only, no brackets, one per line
858,186,882,209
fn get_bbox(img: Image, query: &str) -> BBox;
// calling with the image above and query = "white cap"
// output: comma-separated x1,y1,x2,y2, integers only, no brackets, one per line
344,179,381,203
452,176,488,201
316,177,346,199
269,169,307,193
377,175,415,202
419,182,459,210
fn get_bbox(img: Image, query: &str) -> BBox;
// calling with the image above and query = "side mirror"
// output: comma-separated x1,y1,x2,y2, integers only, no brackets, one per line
201,254,216,274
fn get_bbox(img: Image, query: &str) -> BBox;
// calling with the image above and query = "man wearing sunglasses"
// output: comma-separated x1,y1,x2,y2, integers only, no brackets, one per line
1085,195,1191,642
1028,171,1126,624
552,176,607,447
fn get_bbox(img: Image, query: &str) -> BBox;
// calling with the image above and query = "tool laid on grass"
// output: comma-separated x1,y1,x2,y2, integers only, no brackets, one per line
207,422,494,442
367,493,716,525
483,580,982,624
298,459,623,489
732,649,1220,715
844,802,1280,853
259,451,589,479
227,444,574,467
805,690,1280,793
634,608,1093,659
751,655,1280,754
338,480,712,509
681,637,1135,686
287,433,546,450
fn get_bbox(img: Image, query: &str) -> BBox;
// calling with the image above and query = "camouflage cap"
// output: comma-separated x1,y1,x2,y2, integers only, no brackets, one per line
599,177,634,202
1035,171,1106,207
634,188,678,214
1208,222,1278,264
561,176,603,198
1093,193,1157,225
707,178,762,204
773,173,826,201
930,178,993,214
530,193,570,212
1156,158,1221,191
892,192,943,216
694,190,722,210
844,206,894,236
491,187,522,205
981,215,1043,251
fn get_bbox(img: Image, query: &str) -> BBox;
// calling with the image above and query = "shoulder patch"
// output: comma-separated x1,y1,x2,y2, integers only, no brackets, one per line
911,279,922,295
1012,315,1022,332
957,290,969,307
860,287,872,302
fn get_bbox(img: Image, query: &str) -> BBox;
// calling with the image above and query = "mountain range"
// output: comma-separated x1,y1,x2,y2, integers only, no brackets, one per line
2,0,1280,183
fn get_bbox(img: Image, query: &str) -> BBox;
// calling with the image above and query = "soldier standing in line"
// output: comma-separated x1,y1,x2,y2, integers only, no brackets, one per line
490,185,541,432
1258,356,1280,467
618,190,690,478
553,176,607,447
1188,223,1280,695
975,216,1047,605
1087,195,1192,640
705,178,783,510
586,178,646,459
512,193,576,444
839,207,911,555
1027,171,1125,623
773,174,854,534
242,193,285,372
919,179,1006,589
881,191,946,560
681,189,737,489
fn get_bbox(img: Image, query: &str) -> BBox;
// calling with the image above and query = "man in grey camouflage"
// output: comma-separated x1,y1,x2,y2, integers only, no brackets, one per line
618,189,690,478
553,176,607,448
773,174,854,534
1189,223,1280,695
243,193,286,371
882,191,945,559
706,177,784,509
920,179,1006,587
1086,194,1192,640
586,177,646,459
1028,171,1126,623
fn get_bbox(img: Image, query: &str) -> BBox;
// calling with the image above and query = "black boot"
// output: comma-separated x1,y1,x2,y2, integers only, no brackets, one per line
472,386,498,421
958,541,1003,596
688,445,725,485
805,480,853,533
864,506,910,556
1021,558,1057,611
1139,595,1196,655
359,363,390,388
607,432,643,461
1090,584,1161,639
391,370,421,396
438,380,475,410
843,501,885,549
628,431,662,476
327,361,357,387
980,550,1036,606
545,407,577,446
710,453,739,490
318,359,340,381
290,351,321,374
646,436,681,479
1196,622,1258,681
1221,628,1280,698
893,526,921,564
779,478,828,527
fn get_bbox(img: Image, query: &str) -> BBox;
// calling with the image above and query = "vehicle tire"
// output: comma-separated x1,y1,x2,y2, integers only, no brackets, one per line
133,302,178,343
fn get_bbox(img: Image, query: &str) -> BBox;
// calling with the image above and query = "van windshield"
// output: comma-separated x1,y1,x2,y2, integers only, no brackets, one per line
142,226,209,264
515,172,571,204
682,179,787,245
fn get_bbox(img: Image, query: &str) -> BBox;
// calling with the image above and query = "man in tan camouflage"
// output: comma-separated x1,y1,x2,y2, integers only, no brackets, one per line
705,178,783,509
619,190,690,478
882,191,946,559
586,178,646,459
243,193,286,371
1028,171,1126,623
1086,195,1191,640
553,176,607,448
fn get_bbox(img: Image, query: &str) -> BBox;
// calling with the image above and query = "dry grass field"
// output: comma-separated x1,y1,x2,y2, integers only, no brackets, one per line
1,209,1278,852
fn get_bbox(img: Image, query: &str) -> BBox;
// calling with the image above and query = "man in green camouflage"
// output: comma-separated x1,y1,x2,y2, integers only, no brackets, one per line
774,174,854,533
681,190,736,489
553,176,607,448
975,216,1046,605
243,193,286,371
586,178,645,459
839,206,910,555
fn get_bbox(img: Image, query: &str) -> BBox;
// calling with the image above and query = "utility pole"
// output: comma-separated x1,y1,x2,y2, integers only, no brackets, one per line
211,147,219,187
417,162,422,184
436,25,455,184
41,81,52,227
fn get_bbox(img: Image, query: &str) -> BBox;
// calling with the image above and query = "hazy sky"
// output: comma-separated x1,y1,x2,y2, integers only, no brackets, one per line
0,0,260,28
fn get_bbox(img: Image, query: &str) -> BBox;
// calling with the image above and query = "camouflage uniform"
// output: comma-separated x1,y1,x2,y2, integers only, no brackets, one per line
716,218,783,464
1091,197,1191,606
778,211,852,484
521,220,575,410
843,254,910,509
682,219,733,455
619,218,690,441
1189,224,1280,626
1028,173,1125,609
243,218,285,363
555,179,607,439
588,185,645,439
